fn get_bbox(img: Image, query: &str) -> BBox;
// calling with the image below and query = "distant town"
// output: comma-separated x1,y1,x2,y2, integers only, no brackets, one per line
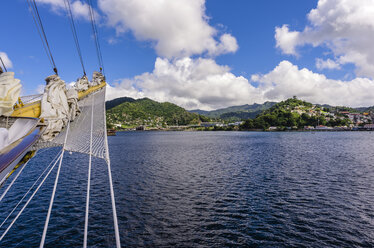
106,96,374,132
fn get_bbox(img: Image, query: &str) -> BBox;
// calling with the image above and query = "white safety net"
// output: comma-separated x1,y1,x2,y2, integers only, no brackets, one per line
34,87,109,160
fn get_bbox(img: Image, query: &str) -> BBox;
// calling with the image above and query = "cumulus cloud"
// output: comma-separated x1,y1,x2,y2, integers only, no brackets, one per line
0,52,13,69
252,60,374,107
34,0,374,109
315,58,341,70
98,0,238,58
107,59,374,110
107,57,261,110
275,25,301,55
35,0,95,21
275,0,374,78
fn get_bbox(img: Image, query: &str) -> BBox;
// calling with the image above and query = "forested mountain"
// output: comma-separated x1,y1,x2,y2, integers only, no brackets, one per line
240,97,351,130
190,101,276,121
106,98,209,129
106,96,373,130
105,97,135,110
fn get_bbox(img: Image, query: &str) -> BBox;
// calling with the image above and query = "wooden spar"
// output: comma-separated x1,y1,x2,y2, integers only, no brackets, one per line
10,82,106,118
77,81,106,100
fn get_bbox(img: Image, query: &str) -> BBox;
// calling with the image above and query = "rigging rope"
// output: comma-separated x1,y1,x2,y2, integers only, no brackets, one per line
0,150,63,241
26,0,53,70
83,93,94,248
104,91,121,248
40,119,71,248
0,148,51,203
0,152,37,203
0,150,62,230
0,56,7,72
63,0,86,75
26,0,58,74
1,88,120,246
106,151,121,248
37,88,121,246
86,0,105,75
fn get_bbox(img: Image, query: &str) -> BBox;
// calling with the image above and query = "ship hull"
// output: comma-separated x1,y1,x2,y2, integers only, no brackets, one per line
0,127,42,185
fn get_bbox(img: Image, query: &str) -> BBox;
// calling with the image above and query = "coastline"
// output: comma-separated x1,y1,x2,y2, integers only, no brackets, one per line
111,128,374,132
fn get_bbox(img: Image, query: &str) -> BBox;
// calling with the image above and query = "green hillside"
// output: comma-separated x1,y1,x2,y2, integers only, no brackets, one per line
190,101,276,121
106,97,135,110
106,98,209,129
353,106,374,113
240,97,351,130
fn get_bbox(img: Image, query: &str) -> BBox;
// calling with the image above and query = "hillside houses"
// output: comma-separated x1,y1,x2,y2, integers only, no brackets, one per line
289,104,373,127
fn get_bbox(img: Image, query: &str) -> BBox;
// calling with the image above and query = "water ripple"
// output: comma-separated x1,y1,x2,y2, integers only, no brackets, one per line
0,131,374,247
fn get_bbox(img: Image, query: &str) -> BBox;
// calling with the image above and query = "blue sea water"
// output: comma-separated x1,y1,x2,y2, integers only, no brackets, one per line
0,131,374,247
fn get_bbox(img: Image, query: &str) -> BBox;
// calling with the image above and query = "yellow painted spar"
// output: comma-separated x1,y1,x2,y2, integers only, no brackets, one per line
78,81,106,99
11,100,42,118
11,81,106,118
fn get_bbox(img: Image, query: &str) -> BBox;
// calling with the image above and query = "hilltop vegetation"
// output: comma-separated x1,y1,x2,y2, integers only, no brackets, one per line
105,97,135,110
240,97,351,130
106,97,209,129
106,96,374,131
190,101,276,121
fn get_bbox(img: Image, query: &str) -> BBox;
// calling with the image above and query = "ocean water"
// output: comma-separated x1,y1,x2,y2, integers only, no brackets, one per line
0,131,374,247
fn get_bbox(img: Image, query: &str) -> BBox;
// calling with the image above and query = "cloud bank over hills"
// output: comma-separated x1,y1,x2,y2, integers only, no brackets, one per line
107,57,262,110
251,61,374,108
24,0,374,110
104,0,374,110
107,59,374,110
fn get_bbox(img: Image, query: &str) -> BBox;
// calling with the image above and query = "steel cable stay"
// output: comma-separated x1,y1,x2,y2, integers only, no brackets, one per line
63,0,86,76
0,56,7,72
86,0,105,75
26,0,53,70
26,0,58,74
88,0,104,70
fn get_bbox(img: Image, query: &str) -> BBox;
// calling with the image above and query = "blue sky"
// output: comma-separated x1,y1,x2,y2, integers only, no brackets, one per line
1,0,374,110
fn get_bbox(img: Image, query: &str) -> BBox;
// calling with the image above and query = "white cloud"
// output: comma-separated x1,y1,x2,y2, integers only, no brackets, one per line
35,0,95,21
315,58,341,70
275,0,374,78
36,0,64,9
252,60,374,107
98,0,238,58
106,57,261,110
213,33,239,56
107,37,119,45
275,25,301,55
107,59,374,109
0,52,13,69
70,0,92,20
33,0,374,109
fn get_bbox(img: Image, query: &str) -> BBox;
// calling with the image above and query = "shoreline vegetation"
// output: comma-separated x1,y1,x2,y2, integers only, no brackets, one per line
106,96,374,132
112,126,374,132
